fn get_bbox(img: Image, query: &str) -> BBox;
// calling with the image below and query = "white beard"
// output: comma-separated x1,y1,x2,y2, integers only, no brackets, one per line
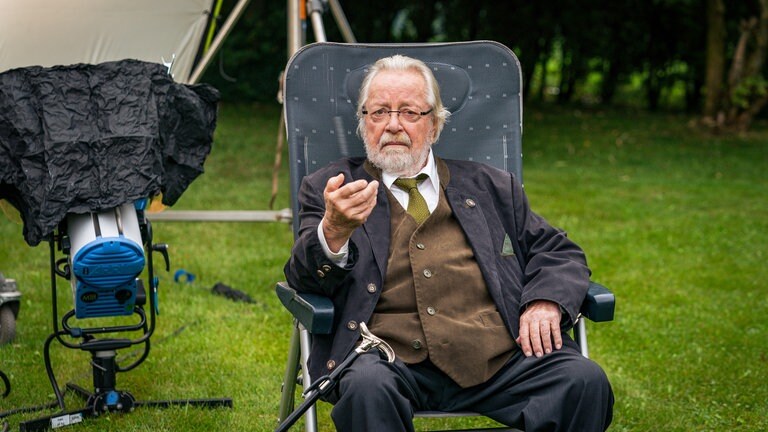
365,132,430,177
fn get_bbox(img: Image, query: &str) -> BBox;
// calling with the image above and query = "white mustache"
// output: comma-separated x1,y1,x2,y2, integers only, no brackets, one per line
379,132,411,147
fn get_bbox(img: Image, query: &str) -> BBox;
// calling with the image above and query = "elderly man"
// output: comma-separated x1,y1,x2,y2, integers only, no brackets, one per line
284,54,613,432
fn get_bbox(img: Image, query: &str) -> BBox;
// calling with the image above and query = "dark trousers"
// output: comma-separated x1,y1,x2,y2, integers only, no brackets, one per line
327,335,613,432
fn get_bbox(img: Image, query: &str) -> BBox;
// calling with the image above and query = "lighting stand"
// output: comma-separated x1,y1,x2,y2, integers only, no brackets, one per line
19,208,232,432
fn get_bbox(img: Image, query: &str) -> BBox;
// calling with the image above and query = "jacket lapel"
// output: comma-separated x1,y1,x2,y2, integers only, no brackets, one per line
361,161,391,279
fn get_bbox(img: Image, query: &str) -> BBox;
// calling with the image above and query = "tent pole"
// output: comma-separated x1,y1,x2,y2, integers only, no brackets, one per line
188,0,252,84
327,0,356,43
202,0,226,54
307,0,327,42
287,0,304,58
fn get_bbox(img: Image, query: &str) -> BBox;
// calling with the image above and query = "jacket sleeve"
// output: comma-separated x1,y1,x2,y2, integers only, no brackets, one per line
509,174,591,327
283,168,357,297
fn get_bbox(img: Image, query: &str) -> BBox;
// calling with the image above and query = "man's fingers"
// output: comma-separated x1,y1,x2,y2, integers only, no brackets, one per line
552,323,563,350
325,173,345,194
529,322,543,357
324,177,378,228
539,321,552,355
518,324,532,357
346,179,379,204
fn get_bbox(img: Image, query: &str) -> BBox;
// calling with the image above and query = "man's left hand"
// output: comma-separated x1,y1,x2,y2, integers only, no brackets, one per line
516,300,563,358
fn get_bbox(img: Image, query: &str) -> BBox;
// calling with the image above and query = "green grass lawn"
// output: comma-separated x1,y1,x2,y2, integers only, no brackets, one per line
1,103,766,431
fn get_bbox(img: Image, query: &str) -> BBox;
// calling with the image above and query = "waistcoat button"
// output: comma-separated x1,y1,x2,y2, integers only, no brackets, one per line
327,360,336,370
465,198,476,207
423,269,432,278
347,320,358,330
416,243,425,250
367,283,377,293
427,306,436,315
411,340,423,350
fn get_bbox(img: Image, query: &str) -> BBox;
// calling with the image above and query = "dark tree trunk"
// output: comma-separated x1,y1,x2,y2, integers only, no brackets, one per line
703,0,726,118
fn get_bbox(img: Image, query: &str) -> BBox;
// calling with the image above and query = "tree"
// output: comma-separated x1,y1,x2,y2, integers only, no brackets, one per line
702,0,768,132
704,0,726,117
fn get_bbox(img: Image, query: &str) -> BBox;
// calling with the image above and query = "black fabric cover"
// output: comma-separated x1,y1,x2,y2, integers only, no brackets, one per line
0,59,219,246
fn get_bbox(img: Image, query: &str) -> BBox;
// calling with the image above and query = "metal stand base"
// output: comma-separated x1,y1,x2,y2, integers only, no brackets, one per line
19,384,232,432
18,347,233,432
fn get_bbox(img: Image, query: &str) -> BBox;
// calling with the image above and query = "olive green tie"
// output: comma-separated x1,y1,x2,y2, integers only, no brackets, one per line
394,174,430,224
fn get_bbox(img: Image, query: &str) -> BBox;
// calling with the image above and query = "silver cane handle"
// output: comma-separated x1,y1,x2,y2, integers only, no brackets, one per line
356,322,396,363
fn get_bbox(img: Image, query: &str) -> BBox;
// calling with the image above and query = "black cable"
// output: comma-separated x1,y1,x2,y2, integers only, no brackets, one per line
0,369,9,398
217,50,237,83
0,401,59,419
43,331,67,410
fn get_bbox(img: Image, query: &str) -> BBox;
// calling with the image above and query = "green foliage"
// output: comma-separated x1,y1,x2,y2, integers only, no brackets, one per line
202,0,718,113
1,104,767,431
731,75,768,109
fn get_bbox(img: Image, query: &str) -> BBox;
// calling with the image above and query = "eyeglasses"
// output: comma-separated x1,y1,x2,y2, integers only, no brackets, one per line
362,108,433,123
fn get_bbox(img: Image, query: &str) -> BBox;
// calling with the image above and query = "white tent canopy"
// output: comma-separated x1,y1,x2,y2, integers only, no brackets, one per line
0,0,293,223
0,0,213,83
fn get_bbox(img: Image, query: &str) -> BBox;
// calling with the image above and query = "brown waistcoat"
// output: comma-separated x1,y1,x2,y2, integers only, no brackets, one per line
368,172,516,388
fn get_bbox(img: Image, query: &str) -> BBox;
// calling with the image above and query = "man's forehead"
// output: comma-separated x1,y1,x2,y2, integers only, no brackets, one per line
367,70,426,101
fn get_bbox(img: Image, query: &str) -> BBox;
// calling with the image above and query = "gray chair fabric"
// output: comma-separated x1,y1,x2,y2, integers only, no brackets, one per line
283,40,523,234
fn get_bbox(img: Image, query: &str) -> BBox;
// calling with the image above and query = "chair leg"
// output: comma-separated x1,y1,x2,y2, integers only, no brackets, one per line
574,318,589,358
298,324,319,432
278,321,321,432
279,323,302,423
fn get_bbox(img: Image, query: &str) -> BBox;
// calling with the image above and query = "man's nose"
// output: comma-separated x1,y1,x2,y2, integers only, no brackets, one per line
385,111,404,131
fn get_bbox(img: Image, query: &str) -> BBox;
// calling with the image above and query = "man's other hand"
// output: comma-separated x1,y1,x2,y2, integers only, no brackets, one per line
516,300,563,358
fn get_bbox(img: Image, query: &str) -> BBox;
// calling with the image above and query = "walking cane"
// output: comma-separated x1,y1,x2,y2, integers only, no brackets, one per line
275,322,395,432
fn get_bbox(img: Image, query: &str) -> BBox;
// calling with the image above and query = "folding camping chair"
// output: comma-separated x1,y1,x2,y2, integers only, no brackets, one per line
275,41,615,432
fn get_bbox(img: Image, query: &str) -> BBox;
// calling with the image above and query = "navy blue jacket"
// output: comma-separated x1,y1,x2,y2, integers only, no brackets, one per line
284,156,590,382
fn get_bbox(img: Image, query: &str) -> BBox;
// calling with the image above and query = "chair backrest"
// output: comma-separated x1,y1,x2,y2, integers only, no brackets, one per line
283,41,523,235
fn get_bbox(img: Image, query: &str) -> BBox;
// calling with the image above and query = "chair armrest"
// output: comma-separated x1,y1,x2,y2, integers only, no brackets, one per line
275,281,335,334
275,280,613,332
579,281,615,323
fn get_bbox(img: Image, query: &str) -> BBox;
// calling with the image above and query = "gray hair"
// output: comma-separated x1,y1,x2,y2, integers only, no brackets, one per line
356,55,450,143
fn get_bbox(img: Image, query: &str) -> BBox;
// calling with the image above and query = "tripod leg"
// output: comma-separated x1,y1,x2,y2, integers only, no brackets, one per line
19,408,88,432
65,383,91,401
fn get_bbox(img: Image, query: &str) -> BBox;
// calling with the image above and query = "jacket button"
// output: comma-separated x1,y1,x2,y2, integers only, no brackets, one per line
427,306,436,316
327,360,336,370
411,340,423,350
416,243,425,250
423,269,432,278
367,283,377,293
347,320,358,330
316,269,326,278
322,264,332,273
465,198,476,207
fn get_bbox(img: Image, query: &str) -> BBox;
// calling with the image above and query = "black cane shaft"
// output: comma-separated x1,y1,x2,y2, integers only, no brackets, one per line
275,351,361,432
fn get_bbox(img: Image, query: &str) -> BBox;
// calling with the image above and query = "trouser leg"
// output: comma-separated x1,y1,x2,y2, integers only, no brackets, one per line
328,351,421,432
447,336,613,432
327,335,613,432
